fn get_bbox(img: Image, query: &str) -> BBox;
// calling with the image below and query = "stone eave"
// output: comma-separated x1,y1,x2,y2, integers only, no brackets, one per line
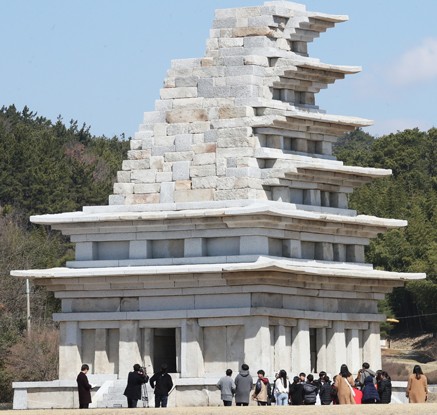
28,201,406,234
11,256,424,282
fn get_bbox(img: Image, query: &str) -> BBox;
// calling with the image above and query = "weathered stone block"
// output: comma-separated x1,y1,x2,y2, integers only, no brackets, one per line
166,109,208,124
173,161,191,180
174,189,214,202
160,87,198,100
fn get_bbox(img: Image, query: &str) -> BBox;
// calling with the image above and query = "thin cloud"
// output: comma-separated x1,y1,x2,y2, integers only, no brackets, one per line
390,37,437,85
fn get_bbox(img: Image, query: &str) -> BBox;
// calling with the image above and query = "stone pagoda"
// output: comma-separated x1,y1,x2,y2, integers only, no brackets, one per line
13,1,424,409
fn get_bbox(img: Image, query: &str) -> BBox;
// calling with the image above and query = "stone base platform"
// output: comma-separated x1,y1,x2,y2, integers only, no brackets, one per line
5,403,437,415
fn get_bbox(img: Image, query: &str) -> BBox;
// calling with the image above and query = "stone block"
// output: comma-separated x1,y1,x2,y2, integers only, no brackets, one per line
191,176,218,189
174,189,214,202
131,170,156,183
151,145,175,156
117,171,131,183
113,183,134,194
129,139,142,150
193,153,216,165
156,171,173,182
175,76,199,87
166,108,208,124
190,165,216,177
172,97,204,109
149,156,164,170
175,180,191,190
233,26,274,37
127,150,151,160
160,87,198,100
173,161,191,180
143,111,165,123
160,182,175,203
188,122,210,134
125,193,160,204
175,134,193,152
133,183,160,194
164,151,194,162
122,159,149,171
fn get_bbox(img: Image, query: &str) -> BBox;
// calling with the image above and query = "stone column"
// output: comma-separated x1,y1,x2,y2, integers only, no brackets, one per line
180,319,204,377
274,325,291,373
326,321,346,376
363,322,381,370
94,328,110,374
59,321,82,379
240,236,269,255
346,329,361,375
316,327,327,374
291,319,310,374
119,321,141,378
142,328,154,373
244,317,271,375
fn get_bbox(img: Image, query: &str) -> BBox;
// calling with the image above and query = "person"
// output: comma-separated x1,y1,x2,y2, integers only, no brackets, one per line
252,369,270,406
377,371,392,404
123,363,149,408
334,364,356,404
150,363,173,408
234,364,253,406
318,373,333,405
216,369,236,406
76,364,92,409
355,362,376,388
302,374,318,405
361,375,380,404
406,365,428,403
331,375,339,405
273,369,288,405
299,372,306,383
289,376,304,405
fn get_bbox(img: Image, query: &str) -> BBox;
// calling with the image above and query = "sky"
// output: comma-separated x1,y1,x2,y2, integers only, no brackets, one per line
1,0,436,138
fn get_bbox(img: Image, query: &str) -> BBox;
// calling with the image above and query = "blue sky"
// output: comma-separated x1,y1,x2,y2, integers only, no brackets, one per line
1,0,436,138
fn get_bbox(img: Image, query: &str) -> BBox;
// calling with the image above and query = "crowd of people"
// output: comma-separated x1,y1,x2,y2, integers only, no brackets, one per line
216,362,429,406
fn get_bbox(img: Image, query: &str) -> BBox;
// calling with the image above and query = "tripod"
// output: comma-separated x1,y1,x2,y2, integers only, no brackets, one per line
141,379,149,408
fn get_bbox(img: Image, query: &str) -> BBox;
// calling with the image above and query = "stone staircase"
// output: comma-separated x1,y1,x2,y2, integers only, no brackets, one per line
91,379,154,408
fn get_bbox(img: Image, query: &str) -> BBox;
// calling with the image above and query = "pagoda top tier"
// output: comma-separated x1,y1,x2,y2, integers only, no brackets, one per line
110,1,377,207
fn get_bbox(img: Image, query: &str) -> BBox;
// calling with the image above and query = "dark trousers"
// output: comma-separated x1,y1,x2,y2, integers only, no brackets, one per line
155,394,169,408
127,397,138,408
236,402,248,406
257,401,268,406
223,400,232,406
79,403,89,409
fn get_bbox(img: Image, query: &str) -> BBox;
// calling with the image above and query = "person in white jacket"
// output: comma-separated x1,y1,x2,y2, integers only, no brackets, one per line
274,369,289,405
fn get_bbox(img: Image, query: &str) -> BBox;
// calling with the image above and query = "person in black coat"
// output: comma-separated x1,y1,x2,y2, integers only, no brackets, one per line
123,363,149,408
377,371,392,404
289,376,304,405
150,363,174,408
318,374,333,405
302,374,318,405
76,364,92,409
362,375,380,404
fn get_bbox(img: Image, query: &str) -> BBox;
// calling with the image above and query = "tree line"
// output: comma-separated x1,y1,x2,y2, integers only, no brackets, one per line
0,105,436,402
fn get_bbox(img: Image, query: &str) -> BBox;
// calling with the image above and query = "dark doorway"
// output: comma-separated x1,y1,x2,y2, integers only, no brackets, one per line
153,328,176,373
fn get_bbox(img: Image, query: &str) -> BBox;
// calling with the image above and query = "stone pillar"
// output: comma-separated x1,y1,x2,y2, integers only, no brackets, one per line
272,187,290,202
304,189,321,206
129,240,151,259
346,329,361,375
119,321,141,378
333,244,347,262
180,319,204,377
244,317,271,375
316,328,327,374
142,328,154,373
291,319,310,374
274,325,291,373
326,321,346,376
59,322,82,379
184,238,205,257
315,242,334,261
283,240,301,259
363,322,381,371
94,328,110,374
240,236,269,255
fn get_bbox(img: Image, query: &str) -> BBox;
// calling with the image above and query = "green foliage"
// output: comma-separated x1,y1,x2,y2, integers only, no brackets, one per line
335,128,437,334
0,105,129,216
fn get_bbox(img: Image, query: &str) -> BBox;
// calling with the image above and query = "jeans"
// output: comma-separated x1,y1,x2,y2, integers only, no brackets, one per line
277,393,288,405
155,394,168,408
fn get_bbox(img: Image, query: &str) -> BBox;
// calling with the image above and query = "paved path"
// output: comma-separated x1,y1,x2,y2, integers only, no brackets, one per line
3,404,437,415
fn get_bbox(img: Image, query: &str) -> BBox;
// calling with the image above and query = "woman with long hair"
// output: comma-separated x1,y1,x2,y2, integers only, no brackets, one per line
377,371,392,404
333,364,356,404
274,369,289,405
406,365,428,403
